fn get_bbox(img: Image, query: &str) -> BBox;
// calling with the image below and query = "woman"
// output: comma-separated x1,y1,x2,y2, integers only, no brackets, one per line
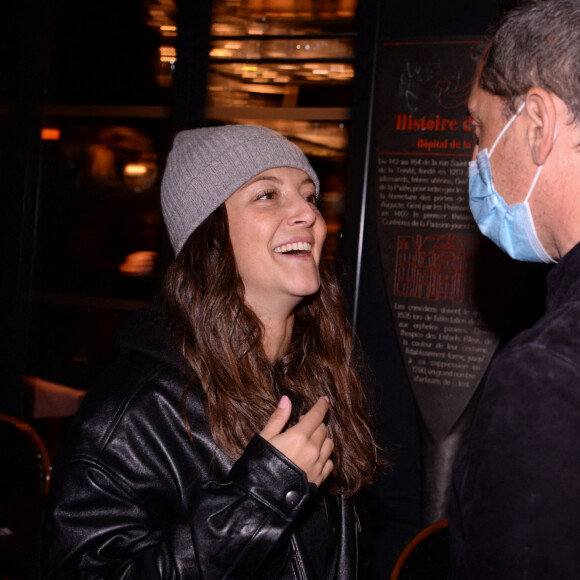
35,125,383,579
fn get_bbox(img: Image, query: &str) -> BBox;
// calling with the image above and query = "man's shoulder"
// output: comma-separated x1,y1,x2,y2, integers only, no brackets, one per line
500,295,580,368
476,299,580,425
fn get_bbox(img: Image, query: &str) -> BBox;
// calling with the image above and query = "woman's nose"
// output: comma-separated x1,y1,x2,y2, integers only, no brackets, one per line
288,195,317,226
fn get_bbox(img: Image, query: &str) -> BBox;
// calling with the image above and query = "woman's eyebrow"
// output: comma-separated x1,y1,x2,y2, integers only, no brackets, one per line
240,174,315,189
240,174,283,189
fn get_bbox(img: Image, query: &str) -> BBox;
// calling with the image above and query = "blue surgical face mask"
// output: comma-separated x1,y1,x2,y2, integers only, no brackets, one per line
468,102,556,263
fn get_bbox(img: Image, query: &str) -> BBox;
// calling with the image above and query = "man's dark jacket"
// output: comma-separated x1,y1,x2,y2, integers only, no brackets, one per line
449,241,580,578
33,309,365,579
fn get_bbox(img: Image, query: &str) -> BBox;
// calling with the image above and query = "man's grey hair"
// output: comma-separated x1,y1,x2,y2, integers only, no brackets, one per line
480,0,580,122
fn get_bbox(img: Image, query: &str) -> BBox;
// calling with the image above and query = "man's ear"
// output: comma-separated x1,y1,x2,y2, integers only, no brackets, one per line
524,87,557,166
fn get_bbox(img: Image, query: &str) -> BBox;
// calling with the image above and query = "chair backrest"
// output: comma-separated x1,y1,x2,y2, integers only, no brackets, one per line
390,519,449,580
0,414,51,498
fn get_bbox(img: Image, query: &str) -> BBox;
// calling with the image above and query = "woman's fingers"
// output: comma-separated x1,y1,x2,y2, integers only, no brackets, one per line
310,421,329,450
310,439,334,486
296,397,329,436
261,397,333,485
319,431,334,462
259,395,292,440
319,459,334,486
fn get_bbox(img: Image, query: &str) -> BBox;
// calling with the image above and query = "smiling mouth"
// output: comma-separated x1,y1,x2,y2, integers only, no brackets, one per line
274,242,313,256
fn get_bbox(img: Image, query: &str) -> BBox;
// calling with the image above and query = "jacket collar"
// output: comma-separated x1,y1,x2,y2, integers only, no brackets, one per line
115,306,188,371
546,240,580,312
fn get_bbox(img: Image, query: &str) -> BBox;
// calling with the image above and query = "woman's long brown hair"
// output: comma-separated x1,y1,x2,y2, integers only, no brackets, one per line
162,204,384,496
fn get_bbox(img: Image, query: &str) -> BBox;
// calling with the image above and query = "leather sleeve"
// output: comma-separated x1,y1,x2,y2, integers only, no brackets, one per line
190,435,316,579
36,457,199,579
36,432,313,579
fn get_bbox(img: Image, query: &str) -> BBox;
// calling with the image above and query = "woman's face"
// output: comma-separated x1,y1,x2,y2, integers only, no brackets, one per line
225,166,327,316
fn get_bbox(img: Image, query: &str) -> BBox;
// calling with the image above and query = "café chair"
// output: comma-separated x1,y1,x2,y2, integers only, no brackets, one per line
24,375,86,419
0,414,52,579
390,518,449,580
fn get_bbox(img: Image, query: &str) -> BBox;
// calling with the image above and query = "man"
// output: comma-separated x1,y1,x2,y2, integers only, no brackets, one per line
449,0,580,577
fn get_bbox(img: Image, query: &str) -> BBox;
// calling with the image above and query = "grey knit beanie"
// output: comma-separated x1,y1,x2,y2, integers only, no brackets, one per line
161,124,320,254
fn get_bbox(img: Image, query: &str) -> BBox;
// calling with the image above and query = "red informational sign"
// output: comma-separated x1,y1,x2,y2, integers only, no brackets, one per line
374,39,495,522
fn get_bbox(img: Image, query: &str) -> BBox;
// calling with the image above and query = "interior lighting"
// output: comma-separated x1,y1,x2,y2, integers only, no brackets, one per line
159,45,177,64
41,128,60,141
160,46,177,56
212,24,234,34
210,48,233,57
248,26,265,35
123,163,148,176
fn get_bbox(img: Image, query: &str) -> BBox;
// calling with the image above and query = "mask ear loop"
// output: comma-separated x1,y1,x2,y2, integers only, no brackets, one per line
489,101,527,158
524,120,558,203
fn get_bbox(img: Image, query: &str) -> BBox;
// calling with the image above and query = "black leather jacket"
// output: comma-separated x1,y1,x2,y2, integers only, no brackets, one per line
34,309,366,579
